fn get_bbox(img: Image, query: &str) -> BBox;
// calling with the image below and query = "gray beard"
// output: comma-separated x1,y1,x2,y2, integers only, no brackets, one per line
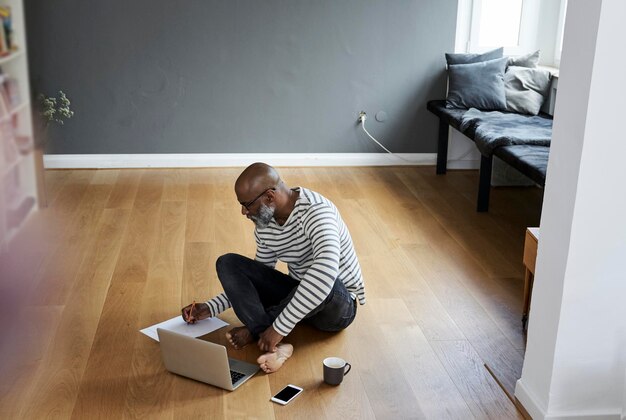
250,203,274,229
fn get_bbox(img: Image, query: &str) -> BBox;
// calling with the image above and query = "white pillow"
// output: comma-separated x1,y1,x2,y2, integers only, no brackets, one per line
504,66,552,115
507,50,540,68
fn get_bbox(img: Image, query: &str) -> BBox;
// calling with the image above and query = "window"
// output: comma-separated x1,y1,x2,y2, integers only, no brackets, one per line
457,0,567,67
469,0,535,55
554,0,568,66
474,0,523,49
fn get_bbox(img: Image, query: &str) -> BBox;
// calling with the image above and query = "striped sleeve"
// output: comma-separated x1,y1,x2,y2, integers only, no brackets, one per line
254,229,278,268
205,292,231,317
272,204,340,336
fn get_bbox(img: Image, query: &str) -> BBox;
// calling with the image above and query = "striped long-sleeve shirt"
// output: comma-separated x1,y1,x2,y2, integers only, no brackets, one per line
205,187,365,336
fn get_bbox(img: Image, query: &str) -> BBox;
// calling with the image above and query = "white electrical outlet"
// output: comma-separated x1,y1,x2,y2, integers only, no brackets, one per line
358,111,367,124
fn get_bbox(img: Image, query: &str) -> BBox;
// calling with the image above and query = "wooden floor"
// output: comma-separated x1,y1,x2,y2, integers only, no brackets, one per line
0,166,542,419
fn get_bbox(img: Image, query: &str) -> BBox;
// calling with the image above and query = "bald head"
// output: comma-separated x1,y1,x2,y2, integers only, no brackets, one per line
235,162,298,226
235,162,281,198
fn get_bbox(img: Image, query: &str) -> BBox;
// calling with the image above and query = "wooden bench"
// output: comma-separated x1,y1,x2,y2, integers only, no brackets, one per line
427,100,550,212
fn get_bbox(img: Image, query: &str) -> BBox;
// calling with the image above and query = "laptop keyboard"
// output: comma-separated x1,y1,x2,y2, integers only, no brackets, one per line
230,370,245,384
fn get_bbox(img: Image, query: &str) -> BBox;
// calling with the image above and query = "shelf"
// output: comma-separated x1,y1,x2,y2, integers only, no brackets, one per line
5,193,34,227
2,194,36,247
0,50,24,66
11,100,29,114
2,148,32,177
0,99,31,122
0,1,36,253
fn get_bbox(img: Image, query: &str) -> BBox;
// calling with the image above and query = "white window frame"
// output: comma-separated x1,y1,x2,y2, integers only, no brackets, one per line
467,0,540,56
554,0,568,67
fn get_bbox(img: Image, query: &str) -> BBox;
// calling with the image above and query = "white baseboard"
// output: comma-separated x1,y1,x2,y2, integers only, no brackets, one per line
43,153,437,169
515,379,622,420
545,410,622,419
515,378,548,420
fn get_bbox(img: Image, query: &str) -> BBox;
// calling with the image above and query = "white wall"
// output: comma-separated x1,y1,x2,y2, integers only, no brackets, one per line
536,0,562,66
515,0,626,418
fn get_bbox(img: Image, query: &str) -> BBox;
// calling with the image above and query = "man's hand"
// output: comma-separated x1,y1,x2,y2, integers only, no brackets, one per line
257,325,284,352
181,302,211,324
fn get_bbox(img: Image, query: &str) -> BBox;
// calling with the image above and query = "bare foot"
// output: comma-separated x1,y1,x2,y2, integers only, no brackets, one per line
256,343,294,373
225,327,254,349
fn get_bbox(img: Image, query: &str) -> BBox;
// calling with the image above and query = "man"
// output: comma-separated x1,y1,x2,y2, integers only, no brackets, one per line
182,163,365,373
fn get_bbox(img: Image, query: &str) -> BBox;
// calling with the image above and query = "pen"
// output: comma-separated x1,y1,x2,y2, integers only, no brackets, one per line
188,300,196,323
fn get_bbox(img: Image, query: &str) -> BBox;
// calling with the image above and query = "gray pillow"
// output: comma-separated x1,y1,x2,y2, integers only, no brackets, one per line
445,47,503,65
447,57,508,110
507,50,540,68
505,66,552,115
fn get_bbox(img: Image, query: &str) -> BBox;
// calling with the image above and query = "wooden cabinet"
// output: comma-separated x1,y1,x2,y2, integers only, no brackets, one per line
0,0,37,253
522,227,539,330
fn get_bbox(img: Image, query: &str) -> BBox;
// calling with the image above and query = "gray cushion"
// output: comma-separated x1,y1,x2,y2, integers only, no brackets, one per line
445,47,503,65
447,57,508,111
507,50,540,68
504,66,552,115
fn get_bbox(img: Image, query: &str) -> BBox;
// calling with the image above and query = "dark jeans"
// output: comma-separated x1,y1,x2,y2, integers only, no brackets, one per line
215,253,357,339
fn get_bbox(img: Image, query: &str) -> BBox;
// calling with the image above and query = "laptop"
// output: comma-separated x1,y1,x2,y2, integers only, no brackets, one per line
157,328,260,391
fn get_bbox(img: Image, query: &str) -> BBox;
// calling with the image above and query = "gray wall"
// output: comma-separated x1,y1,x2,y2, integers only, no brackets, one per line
25,0,457,154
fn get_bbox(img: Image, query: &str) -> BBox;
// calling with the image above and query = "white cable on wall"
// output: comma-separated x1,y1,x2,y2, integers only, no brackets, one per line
359,114,418,164
361,118,394,154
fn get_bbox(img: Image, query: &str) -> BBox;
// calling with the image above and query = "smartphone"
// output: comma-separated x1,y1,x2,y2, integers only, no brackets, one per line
270,384,303,405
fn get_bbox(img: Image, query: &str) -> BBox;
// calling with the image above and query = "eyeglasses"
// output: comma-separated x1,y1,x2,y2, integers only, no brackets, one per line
240,187,275,210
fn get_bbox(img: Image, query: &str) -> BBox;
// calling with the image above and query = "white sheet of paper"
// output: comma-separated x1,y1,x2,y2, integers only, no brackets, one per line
140,315,229,342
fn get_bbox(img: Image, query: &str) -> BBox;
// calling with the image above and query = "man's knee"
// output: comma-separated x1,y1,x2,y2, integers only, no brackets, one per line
306,284,356,332
215,253,243,276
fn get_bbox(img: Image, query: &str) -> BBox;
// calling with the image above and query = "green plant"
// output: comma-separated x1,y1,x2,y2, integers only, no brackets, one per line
38,90,74,125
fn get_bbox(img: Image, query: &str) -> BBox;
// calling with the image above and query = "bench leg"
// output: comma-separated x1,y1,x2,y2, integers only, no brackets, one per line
477,155,492,212
436,119,448,174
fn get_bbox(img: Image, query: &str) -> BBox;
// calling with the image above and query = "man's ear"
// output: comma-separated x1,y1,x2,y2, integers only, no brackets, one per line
265,189,276,203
